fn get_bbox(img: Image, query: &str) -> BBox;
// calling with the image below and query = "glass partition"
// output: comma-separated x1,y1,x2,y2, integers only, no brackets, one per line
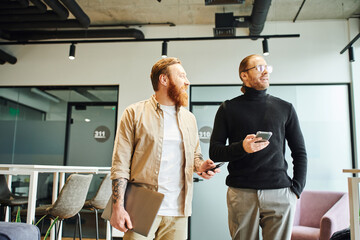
0,85,118,237
0,86,118,166
189,84,353,240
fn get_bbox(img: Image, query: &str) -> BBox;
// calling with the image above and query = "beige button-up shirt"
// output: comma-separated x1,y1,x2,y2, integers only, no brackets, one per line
111,95,204,216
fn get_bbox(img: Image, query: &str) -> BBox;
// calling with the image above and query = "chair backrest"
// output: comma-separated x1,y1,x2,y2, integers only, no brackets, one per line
88,174,112,209
297,190,345,228
48,174,93,219
0,175,12,198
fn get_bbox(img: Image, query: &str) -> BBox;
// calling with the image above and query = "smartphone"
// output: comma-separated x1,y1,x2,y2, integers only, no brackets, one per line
207,162,225,173
255,131,272,142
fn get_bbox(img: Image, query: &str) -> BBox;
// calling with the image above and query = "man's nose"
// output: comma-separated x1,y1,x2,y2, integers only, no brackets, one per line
185,78,190,85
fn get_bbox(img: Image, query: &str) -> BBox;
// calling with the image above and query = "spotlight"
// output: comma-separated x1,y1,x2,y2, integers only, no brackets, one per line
262,38,269,56
69,43,76,60
349,46,355,62
162,41,168,58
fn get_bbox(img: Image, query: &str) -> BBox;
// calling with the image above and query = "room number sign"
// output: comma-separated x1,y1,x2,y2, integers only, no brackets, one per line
94,126,110,143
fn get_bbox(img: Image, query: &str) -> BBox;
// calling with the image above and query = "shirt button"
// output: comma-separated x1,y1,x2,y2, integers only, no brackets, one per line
155,170,159,174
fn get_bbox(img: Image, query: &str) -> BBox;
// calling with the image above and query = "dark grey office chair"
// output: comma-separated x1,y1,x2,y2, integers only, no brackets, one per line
0,174,28,221
82,174,112,240
23,174,93,240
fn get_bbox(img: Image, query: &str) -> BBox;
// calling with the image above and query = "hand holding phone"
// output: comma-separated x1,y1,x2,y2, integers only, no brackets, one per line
207,162,225,173
255,131,272,143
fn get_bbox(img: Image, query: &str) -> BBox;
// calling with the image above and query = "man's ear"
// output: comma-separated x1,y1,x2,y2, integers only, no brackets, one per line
159,74,168,87
240,72,247,81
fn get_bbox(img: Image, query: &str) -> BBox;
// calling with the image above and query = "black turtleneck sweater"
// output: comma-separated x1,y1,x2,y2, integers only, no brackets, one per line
209,86,307,197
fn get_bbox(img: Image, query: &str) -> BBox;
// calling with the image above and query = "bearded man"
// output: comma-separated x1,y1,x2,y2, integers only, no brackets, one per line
110,57,219,240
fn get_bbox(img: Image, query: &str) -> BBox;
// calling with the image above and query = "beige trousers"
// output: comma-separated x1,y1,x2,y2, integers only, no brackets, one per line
124,216,188,240
227,187,297,240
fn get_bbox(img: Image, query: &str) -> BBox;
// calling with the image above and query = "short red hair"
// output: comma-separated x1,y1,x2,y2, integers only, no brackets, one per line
150,57,181,91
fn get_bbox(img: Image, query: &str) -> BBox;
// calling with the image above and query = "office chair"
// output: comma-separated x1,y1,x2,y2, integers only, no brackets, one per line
0,174,28,221
22,174,93,240
82,174,112,240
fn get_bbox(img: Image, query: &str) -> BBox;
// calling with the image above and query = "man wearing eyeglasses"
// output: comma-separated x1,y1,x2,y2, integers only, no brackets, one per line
209,54,307,240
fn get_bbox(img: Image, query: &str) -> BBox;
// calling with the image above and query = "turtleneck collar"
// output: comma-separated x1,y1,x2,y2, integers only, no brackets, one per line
243,86,268,99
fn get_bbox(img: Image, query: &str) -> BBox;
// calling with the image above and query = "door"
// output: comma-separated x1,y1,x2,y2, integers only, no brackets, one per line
190,104,231,240
65,102,117,167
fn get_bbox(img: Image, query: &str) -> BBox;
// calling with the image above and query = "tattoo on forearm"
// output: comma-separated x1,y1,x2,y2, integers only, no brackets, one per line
194,157,203,171
112,178,128,206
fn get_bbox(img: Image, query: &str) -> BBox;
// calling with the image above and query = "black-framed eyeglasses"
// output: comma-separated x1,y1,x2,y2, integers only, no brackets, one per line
241,65,273,74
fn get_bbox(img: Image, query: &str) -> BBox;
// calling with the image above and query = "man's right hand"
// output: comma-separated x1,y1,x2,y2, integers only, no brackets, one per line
110,205,133,232
243,134,270,153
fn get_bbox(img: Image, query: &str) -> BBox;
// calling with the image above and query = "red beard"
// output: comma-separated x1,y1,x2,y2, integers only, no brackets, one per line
167,77,188,107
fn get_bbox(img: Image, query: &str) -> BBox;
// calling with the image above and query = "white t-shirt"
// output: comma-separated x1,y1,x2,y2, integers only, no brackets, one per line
157,105,185,216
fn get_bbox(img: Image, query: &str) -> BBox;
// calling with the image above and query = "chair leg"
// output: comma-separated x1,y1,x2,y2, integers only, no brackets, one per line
94,208,99,240
54,221,57,240
55,220,63,240
77,212,83,240
7,206,12,222
74,215,78,240
40,217,45,235
0,205,5,221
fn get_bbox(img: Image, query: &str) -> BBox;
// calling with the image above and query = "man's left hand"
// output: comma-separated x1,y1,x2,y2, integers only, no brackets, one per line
196,159,221,179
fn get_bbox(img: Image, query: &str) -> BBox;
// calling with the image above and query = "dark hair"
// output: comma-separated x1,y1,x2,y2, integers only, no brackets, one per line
150,57,181,91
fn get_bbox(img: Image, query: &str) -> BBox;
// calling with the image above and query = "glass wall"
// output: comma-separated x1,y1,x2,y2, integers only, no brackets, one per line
0,86,118,166
0,86,118,238
189,84,353,240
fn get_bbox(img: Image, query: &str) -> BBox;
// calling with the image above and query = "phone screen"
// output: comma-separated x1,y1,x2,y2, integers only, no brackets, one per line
255,131,272,142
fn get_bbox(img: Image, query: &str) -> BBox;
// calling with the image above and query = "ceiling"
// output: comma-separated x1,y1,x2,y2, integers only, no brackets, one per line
1,0,359,38
0,0,359,64
77,0,360,25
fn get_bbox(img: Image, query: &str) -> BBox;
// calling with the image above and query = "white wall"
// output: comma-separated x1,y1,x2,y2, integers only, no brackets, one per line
0,20,352,113
1,20,359,163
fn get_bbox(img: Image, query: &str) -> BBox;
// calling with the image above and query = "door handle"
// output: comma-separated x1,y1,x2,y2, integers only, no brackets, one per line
193,177,204,183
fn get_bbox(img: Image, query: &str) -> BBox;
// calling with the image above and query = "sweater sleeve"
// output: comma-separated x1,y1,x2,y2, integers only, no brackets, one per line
286,105,308,197
209,102,248,162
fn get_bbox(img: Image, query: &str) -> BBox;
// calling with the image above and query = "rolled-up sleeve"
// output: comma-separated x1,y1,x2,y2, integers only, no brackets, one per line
111,108,135,180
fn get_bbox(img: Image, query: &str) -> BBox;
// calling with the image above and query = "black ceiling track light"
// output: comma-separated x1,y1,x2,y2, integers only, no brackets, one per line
161,41,168,58
262,38,269,56
69,42,76,60
0,0,295,64
0,34,300,62
348,46,355,62
340,33,359,63
0,34,300,45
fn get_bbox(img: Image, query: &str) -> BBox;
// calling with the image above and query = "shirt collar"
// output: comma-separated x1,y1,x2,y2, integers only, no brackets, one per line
150,94,181,112
150,95,161,111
